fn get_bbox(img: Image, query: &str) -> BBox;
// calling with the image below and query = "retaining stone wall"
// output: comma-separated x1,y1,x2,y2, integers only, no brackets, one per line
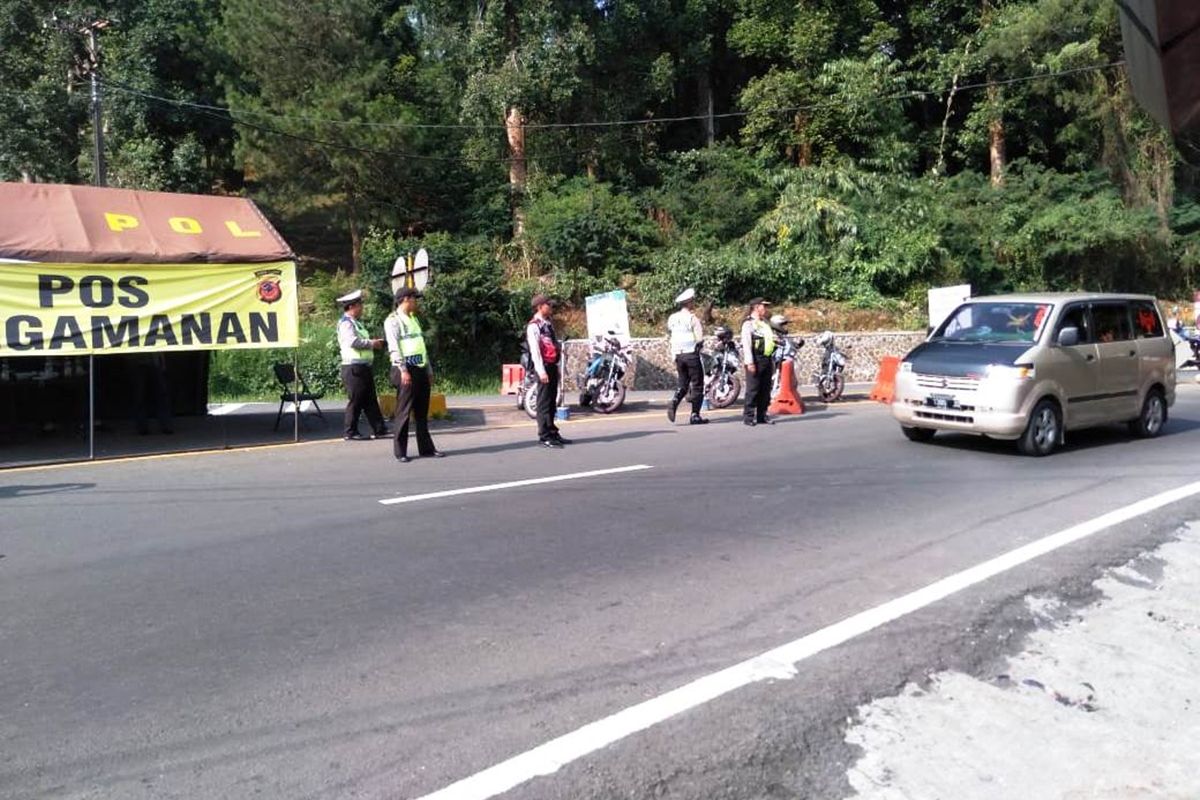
561,331,926,390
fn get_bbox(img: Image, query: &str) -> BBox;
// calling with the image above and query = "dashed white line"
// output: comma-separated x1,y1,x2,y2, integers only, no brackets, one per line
378,464,653,506
413,479,1200,800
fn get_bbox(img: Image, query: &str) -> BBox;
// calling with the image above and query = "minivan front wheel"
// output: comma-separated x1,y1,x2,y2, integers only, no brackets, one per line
900,425,936,443
1129,389,1167,439
1018,399,1061,457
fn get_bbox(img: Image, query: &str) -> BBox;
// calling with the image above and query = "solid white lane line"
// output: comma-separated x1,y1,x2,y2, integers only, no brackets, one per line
414,479,1200,800
378,464,653,506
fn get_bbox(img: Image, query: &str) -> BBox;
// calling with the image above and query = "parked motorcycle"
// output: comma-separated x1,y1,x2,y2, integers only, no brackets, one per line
701,326,742,408
577,333,629,414
813,330,848,402
768,318,804,400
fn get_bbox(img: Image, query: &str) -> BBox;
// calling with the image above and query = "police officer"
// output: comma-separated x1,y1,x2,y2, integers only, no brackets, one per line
385,287,442,463
741,297,777,426
336,289,387,440
666,287,708,425
526,294,572,448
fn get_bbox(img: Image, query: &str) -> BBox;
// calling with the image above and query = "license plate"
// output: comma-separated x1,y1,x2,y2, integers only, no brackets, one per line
927,394,956,410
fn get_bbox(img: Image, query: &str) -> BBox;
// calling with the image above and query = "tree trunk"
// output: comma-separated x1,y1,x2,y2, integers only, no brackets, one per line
987,84,1005,187
506,104,527,238
347,203,361,273
699,70,715,146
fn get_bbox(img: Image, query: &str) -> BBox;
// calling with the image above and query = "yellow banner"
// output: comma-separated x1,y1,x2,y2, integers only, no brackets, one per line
0,261,298,356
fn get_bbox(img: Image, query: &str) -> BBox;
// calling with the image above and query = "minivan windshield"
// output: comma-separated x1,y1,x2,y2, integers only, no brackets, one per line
933,302,1052,343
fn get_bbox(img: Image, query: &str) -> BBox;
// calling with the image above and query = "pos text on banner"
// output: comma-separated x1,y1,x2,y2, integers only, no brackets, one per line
0,261,299,356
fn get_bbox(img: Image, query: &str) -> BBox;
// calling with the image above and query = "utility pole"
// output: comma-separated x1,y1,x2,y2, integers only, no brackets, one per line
47,13,109,186
85,22,107,187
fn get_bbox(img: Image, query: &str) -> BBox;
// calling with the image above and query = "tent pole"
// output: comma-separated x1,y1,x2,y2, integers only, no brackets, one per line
293,349,300,443
88,354,95,460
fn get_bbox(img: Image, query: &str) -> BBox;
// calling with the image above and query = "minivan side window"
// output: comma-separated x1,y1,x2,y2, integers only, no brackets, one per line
1130,301,1165,338
1055,304,1093,344
1092,303,1132,343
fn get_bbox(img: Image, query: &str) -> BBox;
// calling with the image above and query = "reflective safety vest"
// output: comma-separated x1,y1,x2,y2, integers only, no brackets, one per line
393,311,428,367
752,319,776,357
339,314,374,365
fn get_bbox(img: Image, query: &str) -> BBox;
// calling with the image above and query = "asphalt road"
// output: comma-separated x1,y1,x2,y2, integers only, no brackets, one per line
4,389,1200,799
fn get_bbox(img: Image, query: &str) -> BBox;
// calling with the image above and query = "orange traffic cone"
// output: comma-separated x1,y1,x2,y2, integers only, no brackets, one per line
869,356,900,404
768,360,805,415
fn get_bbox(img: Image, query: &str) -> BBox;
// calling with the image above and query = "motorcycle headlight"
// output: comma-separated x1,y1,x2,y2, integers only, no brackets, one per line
985,364,1035,381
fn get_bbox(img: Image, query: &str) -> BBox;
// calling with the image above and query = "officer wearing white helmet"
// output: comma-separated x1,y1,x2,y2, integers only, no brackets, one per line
335,289,387,440
666,287,708,424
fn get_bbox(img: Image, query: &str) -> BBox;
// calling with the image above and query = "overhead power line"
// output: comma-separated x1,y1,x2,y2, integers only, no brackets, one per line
97,61,1127,134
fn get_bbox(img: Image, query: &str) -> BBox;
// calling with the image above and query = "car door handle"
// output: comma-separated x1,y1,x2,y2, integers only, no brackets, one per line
1128,350,1137,357
1086,354,1095,361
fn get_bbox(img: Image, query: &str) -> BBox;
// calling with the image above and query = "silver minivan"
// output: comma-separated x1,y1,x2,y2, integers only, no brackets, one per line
892,293,1176,456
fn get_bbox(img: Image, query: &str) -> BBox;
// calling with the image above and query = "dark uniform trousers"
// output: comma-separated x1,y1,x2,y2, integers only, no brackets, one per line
390,365,436,458
743,355,775,423
536,363,561,441
673,352,704,416
341,363,386,438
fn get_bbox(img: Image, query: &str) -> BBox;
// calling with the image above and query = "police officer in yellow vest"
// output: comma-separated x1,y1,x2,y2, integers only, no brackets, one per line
741,297,777,426
336,289,388,440
385,287,442,462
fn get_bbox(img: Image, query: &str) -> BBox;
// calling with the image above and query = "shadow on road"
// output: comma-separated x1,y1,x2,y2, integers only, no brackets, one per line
917,416,1200,457
441,428,675,457
0,482,96,499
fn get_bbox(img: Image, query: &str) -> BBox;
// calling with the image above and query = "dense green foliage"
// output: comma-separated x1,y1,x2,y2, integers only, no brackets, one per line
5,0,1200,395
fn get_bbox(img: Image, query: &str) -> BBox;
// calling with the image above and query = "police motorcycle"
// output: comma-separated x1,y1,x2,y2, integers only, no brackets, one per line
768,315,805,400
701,325,742,408
1169,314,1200,369
813,330,848,402
577,331,630,414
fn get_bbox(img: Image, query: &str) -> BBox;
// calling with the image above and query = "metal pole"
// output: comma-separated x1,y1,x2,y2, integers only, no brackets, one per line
86,26,104,460
293,350,300,443
87,27,106,187
88,354,95,459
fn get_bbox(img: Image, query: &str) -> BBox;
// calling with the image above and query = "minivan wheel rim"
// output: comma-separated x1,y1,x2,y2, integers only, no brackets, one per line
1146,396,1164,434
1034,408,1057,449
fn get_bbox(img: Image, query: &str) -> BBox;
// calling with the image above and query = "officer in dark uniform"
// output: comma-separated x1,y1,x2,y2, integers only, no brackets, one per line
336,289,387,440
741,297,777,426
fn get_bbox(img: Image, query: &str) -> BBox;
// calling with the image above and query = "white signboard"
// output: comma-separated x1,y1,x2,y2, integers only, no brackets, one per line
585,289,630,343
928,284,972,331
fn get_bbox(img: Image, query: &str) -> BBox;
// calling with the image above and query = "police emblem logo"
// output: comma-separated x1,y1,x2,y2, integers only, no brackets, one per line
255,269,283,304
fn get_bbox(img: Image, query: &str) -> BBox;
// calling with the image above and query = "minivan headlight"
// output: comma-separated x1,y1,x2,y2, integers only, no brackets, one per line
900,361,913,373
985,364,1034,381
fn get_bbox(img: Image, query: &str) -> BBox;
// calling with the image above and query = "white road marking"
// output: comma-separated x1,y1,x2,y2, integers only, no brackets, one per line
207,403,249,416
414,479,1200,800
378,464,653,506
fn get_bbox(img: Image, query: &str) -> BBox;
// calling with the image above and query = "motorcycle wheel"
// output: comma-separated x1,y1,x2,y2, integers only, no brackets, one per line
818,372,845,402
592,381,626,414
710,373,741,408
522,382,540,420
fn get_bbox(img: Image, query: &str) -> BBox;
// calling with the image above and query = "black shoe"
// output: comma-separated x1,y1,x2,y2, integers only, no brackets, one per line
553,435,573,445
689,414,709,425
757,417,775,425
743,419,757,427
397,455,411,463
667,400,679,423
370,430,388,440
344,432,366,440
424,450,445,458
540,438,564,449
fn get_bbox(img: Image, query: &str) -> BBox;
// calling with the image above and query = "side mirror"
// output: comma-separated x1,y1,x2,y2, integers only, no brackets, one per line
1058,327,1080,347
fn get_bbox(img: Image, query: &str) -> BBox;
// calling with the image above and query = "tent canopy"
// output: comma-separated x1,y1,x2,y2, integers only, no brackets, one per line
0,182,292,264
